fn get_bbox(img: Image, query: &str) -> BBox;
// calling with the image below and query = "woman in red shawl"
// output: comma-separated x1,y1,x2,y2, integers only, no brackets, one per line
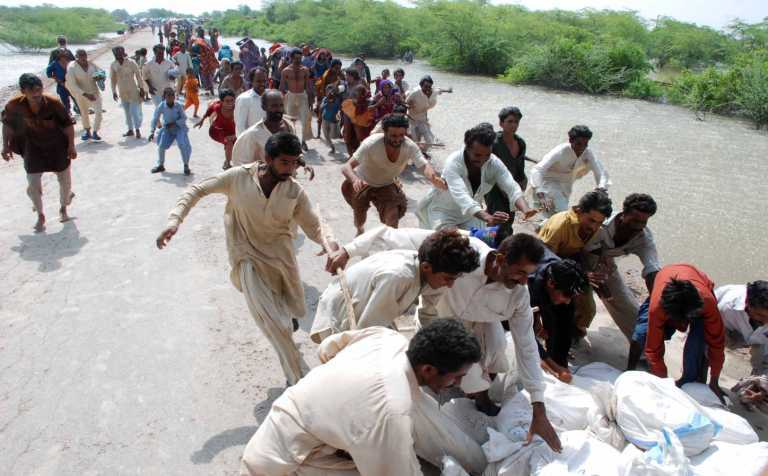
193,28,219,96
194,89,236,170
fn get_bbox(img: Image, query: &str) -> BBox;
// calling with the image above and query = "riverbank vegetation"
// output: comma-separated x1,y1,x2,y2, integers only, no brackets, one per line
207,0,768,128
0,6,122,51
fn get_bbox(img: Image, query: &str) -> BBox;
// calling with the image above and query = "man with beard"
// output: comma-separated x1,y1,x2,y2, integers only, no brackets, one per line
110,46,145,139
325,229,561,448
156,132,338,386
234,67,267,136
66,49,104,142
341,114,446,236
232,89,295,166
142,44,174,107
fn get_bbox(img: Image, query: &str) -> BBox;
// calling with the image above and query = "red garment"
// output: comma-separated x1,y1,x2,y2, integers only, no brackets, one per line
194,38,219,75
646,264,725,379
204,101,235,144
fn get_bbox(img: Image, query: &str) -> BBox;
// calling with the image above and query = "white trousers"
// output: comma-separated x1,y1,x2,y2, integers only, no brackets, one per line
411,119,435,144
460,321,509,394
26,166,73,213
285,91,312,142
239,260,306,386
75,94,103,131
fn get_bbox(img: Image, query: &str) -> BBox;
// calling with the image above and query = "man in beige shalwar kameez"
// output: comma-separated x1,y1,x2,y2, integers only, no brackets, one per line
156,132,336,385
241,320,487,476
309,228,480,344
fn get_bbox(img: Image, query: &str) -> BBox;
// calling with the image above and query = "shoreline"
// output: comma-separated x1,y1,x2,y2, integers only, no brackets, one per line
0,32,133,105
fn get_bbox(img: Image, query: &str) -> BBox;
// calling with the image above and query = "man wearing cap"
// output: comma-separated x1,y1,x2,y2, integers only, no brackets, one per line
405,75,451,146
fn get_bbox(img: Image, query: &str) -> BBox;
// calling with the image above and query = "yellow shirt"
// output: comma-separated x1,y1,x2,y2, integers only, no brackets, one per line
538,208,598,258
167,164,324,317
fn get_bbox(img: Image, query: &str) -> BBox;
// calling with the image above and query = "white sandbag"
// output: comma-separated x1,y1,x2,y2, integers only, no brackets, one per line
575,362,623,385
535,373,599,431
441,398,496,445
622,428,691,476
496,430,623,476
615,372,717,456
442,455,471,476
482,427,527,463
495,392,533,442
681,383,758,445
689,441,768,476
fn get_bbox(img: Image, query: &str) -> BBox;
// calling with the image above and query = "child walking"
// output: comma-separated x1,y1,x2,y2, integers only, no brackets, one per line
148,87,192,176
183,68,200,118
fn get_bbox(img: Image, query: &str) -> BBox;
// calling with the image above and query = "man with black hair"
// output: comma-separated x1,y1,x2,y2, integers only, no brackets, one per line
142,44,174,107
528,249,589,382
538,190,613,336
67,49,104,142
645,264,726,400
417,123,537,231
310,228,480,343
148,87,192,175
716,280,768,375
280,49,313,150
2,73,76,232
581,193,661,341
341,114,445,235
232,90,294,166
241,320,487,475
156,132,338,386
530,125,611,217
234,67,267,136
325,227,561,450
405,74,451,146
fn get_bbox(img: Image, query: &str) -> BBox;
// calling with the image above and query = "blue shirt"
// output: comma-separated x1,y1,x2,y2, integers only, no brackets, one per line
321,97,341,122
46,61,67,83
151,101,188,134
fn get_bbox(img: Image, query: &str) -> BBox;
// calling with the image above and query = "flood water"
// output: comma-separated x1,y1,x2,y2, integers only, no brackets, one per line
0,33,120,89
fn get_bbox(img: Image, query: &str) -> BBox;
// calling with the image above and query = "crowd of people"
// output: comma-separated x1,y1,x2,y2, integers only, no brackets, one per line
2,24,767,475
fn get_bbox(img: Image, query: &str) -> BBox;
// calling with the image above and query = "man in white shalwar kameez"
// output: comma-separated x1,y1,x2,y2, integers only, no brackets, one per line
241,321,487,476
326,226,562,451
310,229,480,343
417,123,536,231
156,132,336,386
530,125,611,217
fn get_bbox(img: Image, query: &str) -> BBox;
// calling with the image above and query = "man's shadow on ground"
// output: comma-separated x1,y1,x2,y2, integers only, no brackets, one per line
11,219,88,272
189,387,285,465
155,172,195,188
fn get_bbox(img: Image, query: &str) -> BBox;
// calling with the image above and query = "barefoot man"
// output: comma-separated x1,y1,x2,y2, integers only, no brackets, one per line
280,48,313,150
156,132,338,385
2,73,76,232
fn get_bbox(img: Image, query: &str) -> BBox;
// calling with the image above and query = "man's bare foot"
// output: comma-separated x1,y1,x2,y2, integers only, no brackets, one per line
59,206,70,223
34,214,45,232
355,227,365,237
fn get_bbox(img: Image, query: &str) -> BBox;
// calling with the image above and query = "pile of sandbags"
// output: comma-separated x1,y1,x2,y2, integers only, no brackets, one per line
681,382,759,445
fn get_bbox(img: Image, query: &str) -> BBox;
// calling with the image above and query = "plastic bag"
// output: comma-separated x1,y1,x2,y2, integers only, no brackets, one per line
585,381,626,450
442,455,471,476
689,441,768,476
536,373,598,431
615,372,718,456
623,428,691,476
681,382,758,445
495,392,532,442
441,398,497,445
575,362,623,385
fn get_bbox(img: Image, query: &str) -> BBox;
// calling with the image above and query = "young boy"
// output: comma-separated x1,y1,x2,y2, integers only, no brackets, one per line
183,68,200,118
320,85,342,153
148,87,192,176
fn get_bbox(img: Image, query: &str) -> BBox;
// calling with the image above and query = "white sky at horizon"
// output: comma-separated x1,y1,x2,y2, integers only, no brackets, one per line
0,0,766,30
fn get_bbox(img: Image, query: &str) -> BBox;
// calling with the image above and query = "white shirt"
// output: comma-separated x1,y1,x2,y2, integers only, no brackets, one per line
173,51,192,73
231,120,295,166
418,148,524,227
241,327,424,475
234,89,265,137
65,61,101,98
142,58,174,93
405,88,438,122
352,133,426,187
715,285,768,346
343,226,546,403
584,212,661,278
310,250,444,343
530,142,611,190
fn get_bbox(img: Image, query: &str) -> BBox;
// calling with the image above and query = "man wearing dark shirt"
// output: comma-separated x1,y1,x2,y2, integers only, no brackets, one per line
2,74,76,232
486,106,528,240
528,248,588,382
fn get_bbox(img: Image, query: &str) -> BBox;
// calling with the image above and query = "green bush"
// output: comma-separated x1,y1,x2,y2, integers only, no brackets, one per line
0,6,122,50
669,67,737,114
733,53,768,128
623,78,664,100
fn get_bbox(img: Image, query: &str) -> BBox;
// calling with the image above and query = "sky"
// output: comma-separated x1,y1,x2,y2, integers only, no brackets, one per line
1,0,766,30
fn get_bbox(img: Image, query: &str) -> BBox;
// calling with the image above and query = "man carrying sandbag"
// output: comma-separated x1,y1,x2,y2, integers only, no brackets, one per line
644,264,726,401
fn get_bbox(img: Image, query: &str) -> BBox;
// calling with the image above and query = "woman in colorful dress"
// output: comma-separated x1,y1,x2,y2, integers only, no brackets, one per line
194,88,236,169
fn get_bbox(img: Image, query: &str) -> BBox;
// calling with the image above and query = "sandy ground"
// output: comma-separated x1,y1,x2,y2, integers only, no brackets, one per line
0,29,764,475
